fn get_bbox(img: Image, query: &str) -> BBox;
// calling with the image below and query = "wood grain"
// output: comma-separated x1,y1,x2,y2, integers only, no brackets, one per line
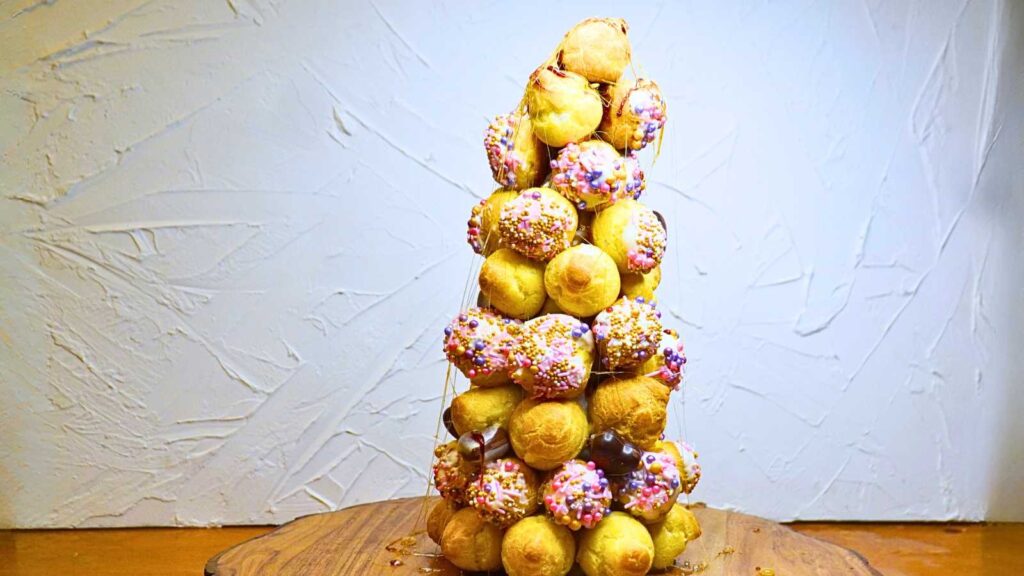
206,497,882,575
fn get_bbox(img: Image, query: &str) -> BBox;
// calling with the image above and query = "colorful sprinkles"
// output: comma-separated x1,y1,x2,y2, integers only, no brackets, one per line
624,204,667,272
484,113,525,188
616,450,681,522
593,296,664,370
443,308,521,381
619,79,667,151
550,141,634,210
498,189,577,261
432,441,472,505
645,328,687,389
466,199,487,254
467,458,535,527
543,460,613,530
512,315,594,399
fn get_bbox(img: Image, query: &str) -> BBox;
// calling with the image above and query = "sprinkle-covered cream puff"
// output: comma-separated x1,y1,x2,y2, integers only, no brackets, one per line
468,188,519,255
592,198,667,274
466,457,540,528
443,307,521,385
433,441,474,505
616,450,682,523
637,327,687,389
600,78,667,151
550,140,630,211
484,111,549,190
511,314,595,400
658,439,702,494
542,460,613,530
498,187,578,261
592,296,664,371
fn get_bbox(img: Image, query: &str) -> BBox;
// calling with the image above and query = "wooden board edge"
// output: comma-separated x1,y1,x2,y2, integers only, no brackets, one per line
205,499,887,576
204,500,383,575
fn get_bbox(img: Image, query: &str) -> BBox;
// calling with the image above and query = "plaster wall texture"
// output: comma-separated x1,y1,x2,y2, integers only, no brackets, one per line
0,0,1021,527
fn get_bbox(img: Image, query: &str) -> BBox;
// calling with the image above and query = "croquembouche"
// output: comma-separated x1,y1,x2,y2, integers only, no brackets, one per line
429,18,702,575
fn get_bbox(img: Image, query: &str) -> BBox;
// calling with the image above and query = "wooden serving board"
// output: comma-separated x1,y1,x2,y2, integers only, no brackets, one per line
206,497,882,575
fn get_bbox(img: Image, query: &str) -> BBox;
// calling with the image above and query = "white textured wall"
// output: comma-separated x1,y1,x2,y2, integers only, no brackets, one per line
1,0,1022,528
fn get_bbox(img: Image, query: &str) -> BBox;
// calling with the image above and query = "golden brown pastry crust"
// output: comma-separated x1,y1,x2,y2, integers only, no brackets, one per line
509,398,588,470
543,244,620,318
576,511,654,576
479,248,547,319
527,66,603,147
558,18,631,84
620,266,661,302
647,503,701,569
588,376,670,449
501,515,576,576
440,507,504,571
427,498,460,545
451,384,524,437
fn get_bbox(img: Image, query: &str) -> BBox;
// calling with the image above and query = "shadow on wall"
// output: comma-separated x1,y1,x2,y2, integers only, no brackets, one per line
984,0,1024,523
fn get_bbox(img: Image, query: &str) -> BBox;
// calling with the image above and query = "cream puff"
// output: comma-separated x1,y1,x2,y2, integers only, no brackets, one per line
484,111,549,190
498,187,578,261
511,314,595,400
527,66,603,147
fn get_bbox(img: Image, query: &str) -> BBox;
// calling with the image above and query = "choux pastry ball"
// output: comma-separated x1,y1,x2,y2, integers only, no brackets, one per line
450,384,523,437
508,397,588,470
479,248,547,320
440,507,504,572
558,18,632,84
600,78,667,151
637,327,687,389
657,439,702,494
498,187,578,261
527,66,603,147
512,314,595,400
592,198,667,274
647,503,702,569
616,450,682,524
443,307,521,386
542,460,613,530
620,266,661,302
466,457,540,528
544,244,621,318
432,441,474,505
427,498,460,545
467,188,519,255
501,515,576,576
588,375,670,449
592,296,664,371
550,140,633,211
484,111,550,190
576,511,655,576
